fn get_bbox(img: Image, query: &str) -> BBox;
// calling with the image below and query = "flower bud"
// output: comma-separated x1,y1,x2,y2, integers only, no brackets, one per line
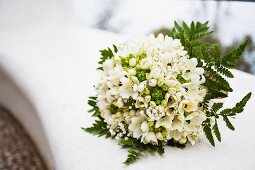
149,79,157,87
129,58,136,67
145,95,151,102
127,69,136,76
161,85,168,91
138,83,145,92
179,137,187,144
150,101,156,108
156,132,164,140
168,87,177,94
129,110,136,116
157,79,164,87
144,88,150,95
161,99,167,107
116,98,124,108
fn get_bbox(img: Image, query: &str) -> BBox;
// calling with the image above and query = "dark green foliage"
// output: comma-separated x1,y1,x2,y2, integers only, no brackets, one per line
222,40,249,69
97,45,116,70
123,150,142,165
220,92,252,116
216,66,234,78
213,121,221,142
203,124,215,147
222,116,235,131
82,118,111,138
120,138,164,155
88,96,100,117
167,139,186,148
83,96,110,137
120,138,164,164
231,92,252,115
211,103,223,113
205,92,251,145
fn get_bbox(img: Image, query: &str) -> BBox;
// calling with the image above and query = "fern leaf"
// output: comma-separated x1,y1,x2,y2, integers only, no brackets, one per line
213,121,221,142
222,39,249,68
234,92,252,113
123,150,142,165
82,119,111,138
223,116,235,131
216,66,234,78
212,103,223,113
203,125,215,146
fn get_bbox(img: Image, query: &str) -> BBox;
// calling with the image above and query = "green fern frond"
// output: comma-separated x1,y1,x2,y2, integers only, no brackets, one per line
222,39,249,68
82,118,111,138
203,124,215,146
213,121,221,142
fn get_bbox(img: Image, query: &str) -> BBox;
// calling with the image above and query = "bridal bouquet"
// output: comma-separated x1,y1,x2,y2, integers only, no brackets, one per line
83,21,251,165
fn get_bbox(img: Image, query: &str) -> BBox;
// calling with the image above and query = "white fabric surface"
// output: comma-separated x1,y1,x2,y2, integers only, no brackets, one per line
0,24,255,170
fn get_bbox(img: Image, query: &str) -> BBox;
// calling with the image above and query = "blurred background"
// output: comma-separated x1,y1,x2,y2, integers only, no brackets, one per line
73,0,255,74
0,0,255,74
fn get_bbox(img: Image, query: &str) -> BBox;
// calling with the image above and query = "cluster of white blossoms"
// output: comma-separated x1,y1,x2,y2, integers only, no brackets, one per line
96,34,207,145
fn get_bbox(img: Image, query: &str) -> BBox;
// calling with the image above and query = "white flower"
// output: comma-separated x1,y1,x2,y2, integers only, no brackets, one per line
129,58,136,67
168,130,183,141
119,77,135,98
116,98,124,108
103,59,114,71
178,100,198,114
140,58,151,69
171,115,185,131
148,79,157,87
107,66,125,86
150,67,161,79
128,116,147,138
100,109,114,125
142,132,158,145
127,69,136,76
155,115,174,129
137,82,146,92
135,97,148,108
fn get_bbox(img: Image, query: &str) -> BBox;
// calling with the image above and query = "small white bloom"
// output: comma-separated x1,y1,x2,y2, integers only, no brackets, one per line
142,132,158,145
137,82,146,92
116,98,124,108
119,77,135,99
179,100,198,114
150,67,161,79
140,58,151,69
127,69,136,76
129,58,136,67
148,79,157,87
155,115,174,129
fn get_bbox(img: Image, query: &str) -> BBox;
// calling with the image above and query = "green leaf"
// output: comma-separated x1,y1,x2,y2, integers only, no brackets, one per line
216,66,234,78
234,92,252,113
123,150,142,165
82,118,111,138
222,39,249,68
223,116,235,131
219,108,232,116
167,139,186,149
120,138,164,155
113,44,118,53
97,45,117,70
213,121,221,142
220,92,252,116
203,125,215,146
212,103,223,113
87,96,101,117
